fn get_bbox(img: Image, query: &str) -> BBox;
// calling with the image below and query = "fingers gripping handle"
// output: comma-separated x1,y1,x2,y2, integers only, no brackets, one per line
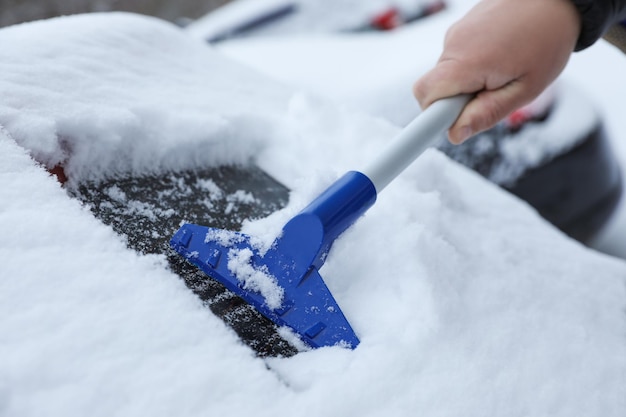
360,95,471,193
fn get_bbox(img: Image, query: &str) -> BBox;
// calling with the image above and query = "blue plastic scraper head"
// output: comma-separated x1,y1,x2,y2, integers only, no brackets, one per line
170,171,376,349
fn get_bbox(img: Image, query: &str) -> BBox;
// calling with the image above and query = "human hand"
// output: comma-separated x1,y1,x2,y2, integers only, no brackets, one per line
413,0,581,143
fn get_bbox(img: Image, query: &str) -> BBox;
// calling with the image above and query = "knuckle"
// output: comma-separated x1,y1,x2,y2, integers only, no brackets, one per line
412,79,428,102
478,95,506,129
444,21,463,42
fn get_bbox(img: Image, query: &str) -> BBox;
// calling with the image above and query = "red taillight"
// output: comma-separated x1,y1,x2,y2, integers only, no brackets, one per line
505,84,556,131
371,8,402,31
506,108,533,130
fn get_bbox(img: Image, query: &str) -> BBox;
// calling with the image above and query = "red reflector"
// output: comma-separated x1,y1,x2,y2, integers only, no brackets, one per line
371,8,401,30
506,109,532,129
49,165,68,184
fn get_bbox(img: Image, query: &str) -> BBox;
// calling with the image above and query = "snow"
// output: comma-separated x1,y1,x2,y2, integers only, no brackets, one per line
204,228,246,247
0,133,289,416
225,189,257,214
1,6,626,417
195,178,223,199
227,247,284,310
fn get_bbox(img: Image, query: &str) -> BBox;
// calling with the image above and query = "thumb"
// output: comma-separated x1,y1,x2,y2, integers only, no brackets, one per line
448,80,531,144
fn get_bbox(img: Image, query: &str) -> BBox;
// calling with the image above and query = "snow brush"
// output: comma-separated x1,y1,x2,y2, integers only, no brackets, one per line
170,95,470,349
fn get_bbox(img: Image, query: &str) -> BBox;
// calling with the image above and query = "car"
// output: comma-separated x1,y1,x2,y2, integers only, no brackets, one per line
185,0,447,42
438,84,623,243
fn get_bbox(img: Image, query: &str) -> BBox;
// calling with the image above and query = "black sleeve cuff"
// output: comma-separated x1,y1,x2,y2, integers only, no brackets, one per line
570,0,626,50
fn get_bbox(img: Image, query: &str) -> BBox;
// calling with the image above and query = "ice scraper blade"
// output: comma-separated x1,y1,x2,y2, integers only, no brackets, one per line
171,95,470,349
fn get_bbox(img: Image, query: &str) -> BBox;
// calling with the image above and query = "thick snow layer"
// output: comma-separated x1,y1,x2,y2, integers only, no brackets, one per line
1,10,626,417
0,131,290,416
0,13,292,181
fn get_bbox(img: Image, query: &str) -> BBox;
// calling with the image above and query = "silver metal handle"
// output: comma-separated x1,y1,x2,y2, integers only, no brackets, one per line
360,95,471,193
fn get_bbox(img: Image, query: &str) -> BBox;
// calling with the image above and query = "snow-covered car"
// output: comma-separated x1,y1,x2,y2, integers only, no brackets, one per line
186,0,446,42
188,0,623,244
2,10,626,417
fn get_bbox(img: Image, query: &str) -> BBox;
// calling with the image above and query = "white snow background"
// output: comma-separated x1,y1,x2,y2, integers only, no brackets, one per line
1,3,625,417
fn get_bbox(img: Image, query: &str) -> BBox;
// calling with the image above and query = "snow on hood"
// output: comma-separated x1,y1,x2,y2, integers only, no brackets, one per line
1,11,626,417
0,12,292,181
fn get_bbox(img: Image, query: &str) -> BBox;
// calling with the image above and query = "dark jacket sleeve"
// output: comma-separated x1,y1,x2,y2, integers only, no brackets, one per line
603,20,626,53
570,0,626,50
